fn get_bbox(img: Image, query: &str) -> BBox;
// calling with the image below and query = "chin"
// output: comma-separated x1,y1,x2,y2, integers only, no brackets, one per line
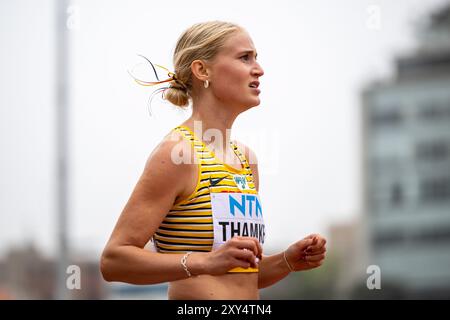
248,98,261,108
231,97,261,113
240,101,260,112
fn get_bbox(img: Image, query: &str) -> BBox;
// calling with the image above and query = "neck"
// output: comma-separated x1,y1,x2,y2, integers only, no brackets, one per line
182,97,241,153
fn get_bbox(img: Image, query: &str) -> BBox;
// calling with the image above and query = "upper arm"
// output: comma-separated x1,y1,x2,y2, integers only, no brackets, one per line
235,140,259,191
105,137,193,249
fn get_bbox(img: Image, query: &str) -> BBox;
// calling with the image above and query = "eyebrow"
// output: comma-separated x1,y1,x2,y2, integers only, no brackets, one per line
237,50,258,58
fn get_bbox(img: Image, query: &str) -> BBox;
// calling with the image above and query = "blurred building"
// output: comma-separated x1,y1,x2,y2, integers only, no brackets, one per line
327,217,369,298
0,244,54,299
361,4,450,298
0,244,107,299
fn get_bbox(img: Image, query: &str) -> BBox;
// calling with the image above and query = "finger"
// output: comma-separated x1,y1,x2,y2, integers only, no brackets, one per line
233,247,257,266
233,237,260,258
304,253,325,262
235,236,262,258
306,247,326,255
306,244,327,254
244,237,263,259
306,237,326,251
295,238,315,251
231,237,256,251
305,234,319,241
306,234,325,246
315,237,326,247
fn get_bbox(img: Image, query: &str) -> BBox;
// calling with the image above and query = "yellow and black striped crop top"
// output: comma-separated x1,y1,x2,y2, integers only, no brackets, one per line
152,125,264,254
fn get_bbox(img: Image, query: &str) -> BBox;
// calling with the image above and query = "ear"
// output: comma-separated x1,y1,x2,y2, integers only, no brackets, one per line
191,59,210,82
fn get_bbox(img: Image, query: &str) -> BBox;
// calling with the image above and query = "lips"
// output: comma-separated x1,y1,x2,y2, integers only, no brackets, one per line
249,81,260,88
249,81,260,94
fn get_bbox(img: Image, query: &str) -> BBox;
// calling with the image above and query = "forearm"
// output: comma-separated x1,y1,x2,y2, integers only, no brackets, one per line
258,252,291,289
101,245,206,285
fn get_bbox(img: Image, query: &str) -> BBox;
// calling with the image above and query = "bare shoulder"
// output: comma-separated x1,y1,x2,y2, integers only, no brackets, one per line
132,131,193,212
105,131,195,249
144,130,195,185
151,129,192,161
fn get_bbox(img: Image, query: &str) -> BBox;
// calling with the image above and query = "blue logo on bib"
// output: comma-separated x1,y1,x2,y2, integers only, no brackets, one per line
229,194,262,217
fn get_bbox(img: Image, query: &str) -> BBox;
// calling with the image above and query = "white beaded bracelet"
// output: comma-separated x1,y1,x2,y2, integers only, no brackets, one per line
181,251,193,277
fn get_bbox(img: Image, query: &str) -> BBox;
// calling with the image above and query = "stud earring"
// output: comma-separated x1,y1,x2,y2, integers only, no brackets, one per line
204,80,209,88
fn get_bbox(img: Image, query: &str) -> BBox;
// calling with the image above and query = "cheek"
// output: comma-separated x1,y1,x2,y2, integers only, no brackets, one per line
214,65,247,92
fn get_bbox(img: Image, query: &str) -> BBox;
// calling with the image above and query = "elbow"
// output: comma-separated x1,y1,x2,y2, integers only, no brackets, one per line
100,248,116,282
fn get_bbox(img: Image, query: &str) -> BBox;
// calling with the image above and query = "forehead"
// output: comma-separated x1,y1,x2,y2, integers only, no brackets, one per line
219,30,256,55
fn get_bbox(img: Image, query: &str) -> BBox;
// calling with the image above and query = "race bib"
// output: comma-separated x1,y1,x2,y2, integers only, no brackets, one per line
211,192,265,273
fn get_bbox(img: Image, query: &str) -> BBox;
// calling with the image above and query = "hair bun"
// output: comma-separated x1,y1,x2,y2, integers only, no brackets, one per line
165,81,190,107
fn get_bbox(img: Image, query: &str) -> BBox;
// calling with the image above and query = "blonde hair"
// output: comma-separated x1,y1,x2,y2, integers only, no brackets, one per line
164,21,243,108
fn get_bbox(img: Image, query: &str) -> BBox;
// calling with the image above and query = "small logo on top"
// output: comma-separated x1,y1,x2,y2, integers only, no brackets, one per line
233,174,249,190
209,175,228,186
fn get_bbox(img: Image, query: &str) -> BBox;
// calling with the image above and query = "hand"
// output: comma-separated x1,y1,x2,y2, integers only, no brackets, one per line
203,236,263,275
284,234,327,272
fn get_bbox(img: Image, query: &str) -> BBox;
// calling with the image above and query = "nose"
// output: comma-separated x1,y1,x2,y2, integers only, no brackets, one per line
252,61,264,77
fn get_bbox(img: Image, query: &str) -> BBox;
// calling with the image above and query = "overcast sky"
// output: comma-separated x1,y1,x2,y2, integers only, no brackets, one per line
1,0,449,258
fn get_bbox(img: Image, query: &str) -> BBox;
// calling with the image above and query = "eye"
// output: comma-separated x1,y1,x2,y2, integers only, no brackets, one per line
240,54,250,61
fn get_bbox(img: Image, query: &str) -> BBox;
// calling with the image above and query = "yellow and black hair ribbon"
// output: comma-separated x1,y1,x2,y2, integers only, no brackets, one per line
128,54,176,87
